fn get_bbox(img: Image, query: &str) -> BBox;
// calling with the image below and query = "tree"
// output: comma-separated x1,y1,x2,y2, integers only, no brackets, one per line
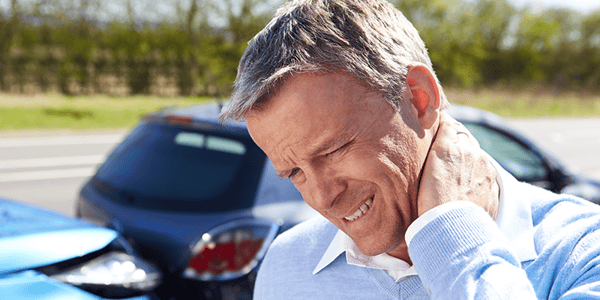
0,0,20,91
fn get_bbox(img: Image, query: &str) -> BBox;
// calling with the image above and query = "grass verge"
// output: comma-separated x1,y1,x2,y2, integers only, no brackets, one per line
0,94,216,131
1,90,600,132
446,88,600,118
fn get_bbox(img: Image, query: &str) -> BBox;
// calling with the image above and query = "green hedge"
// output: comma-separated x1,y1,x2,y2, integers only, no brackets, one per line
0,0,599,96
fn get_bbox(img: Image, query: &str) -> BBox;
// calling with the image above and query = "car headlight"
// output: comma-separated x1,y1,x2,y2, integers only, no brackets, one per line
51,251,161,298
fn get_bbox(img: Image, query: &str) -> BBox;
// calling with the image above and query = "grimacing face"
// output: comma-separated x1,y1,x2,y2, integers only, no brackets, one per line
246,72,432,260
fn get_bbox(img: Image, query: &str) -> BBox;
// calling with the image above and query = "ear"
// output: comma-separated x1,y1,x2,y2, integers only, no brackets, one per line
406,63,440,130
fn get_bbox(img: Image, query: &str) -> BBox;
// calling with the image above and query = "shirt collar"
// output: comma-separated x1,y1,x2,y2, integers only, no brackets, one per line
313,156,538,276
491,156,538,263
313,230,346,275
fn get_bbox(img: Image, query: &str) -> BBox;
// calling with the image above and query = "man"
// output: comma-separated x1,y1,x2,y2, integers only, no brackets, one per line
219,0,600,299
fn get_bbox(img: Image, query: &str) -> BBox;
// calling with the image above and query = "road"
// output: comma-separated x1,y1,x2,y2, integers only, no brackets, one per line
1,118,599,217
0,130,127,216
509,118,600,180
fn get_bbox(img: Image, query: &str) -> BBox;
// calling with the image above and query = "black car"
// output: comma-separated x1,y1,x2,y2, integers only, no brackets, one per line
448,104,600,203
76,103,600,300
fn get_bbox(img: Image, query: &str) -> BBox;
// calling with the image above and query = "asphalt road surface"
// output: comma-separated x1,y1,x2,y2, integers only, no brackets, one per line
0,130,127,216
509,118,600,180
1,118,599,217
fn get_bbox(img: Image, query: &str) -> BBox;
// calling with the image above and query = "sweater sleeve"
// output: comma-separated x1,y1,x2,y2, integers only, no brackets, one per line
408,202,537,299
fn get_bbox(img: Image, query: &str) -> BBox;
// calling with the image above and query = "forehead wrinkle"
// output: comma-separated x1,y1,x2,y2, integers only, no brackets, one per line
272,135,309,176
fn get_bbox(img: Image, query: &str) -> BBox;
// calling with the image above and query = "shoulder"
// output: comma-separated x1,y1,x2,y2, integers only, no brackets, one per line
261,215,337,269
254,216,338,298
527,181,600,231
273,215,337,250
524,183,600,296
520,180,600,251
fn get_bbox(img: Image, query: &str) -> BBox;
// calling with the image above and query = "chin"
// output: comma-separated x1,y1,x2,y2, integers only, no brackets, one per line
356,239,396,257
361,248,387,257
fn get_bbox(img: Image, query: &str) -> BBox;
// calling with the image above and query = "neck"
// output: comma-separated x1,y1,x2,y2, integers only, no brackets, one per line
386,242,412,265
388,114,441,265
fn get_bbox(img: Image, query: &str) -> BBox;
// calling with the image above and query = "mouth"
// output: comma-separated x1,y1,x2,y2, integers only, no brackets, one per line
343,196,373,222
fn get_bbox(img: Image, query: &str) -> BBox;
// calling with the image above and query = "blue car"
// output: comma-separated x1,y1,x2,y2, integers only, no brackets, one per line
0,197,162,300
76,103,600,300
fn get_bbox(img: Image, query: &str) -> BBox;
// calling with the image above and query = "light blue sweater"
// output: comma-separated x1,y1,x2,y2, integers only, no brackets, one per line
254,172,600,299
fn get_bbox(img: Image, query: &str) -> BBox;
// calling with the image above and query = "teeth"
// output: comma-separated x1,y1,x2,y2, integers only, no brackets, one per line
345,209,362,222
344,197,373,222
359,204,368,214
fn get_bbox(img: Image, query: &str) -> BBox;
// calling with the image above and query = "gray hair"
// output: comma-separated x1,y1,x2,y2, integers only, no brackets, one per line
219,0,448,120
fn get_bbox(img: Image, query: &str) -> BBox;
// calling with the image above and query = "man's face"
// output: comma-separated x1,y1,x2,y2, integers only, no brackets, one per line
246,72,429,259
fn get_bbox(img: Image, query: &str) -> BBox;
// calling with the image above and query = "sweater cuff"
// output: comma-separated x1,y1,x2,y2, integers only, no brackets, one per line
407,202,503,279
405,201,472,247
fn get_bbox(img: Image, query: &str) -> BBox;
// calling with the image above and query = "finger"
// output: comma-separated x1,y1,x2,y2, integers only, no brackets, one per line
434,114,474,149
434,114,463,146
455,126,470,142
451,121,481,148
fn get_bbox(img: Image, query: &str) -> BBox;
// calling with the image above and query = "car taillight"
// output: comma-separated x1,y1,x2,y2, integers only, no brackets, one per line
183,219,279,281
166,115,193,123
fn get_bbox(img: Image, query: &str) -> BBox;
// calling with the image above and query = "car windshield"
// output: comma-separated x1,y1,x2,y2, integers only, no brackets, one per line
462,122,548,181
92,122,267,212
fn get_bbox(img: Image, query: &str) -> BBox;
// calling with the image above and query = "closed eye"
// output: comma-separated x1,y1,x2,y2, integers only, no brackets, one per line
325,140,353,157
288,168,301,178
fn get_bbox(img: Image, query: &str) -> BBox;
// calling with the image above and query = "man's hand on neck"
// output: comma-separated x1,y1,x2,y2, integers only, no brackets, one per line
416,113,500,219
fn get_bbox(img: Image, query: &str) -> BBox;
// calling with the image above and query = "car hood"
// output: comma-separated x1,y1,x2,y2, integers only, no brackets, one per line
0,199,117,274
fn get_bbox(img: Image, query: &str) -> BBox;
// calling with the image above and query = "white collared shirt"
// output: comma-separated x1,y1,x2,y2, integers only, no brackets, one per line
313,157,538,281
313,229,418,282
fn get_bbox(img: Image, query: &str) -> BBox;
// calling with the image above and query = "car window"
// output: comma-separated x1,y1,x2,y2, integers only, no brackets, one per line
93,122,266,212
462,122,548,181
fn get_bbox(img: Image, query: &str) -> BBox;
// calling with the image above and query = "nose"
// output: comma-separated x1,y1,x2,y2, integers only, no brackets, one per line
304,165,346,212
